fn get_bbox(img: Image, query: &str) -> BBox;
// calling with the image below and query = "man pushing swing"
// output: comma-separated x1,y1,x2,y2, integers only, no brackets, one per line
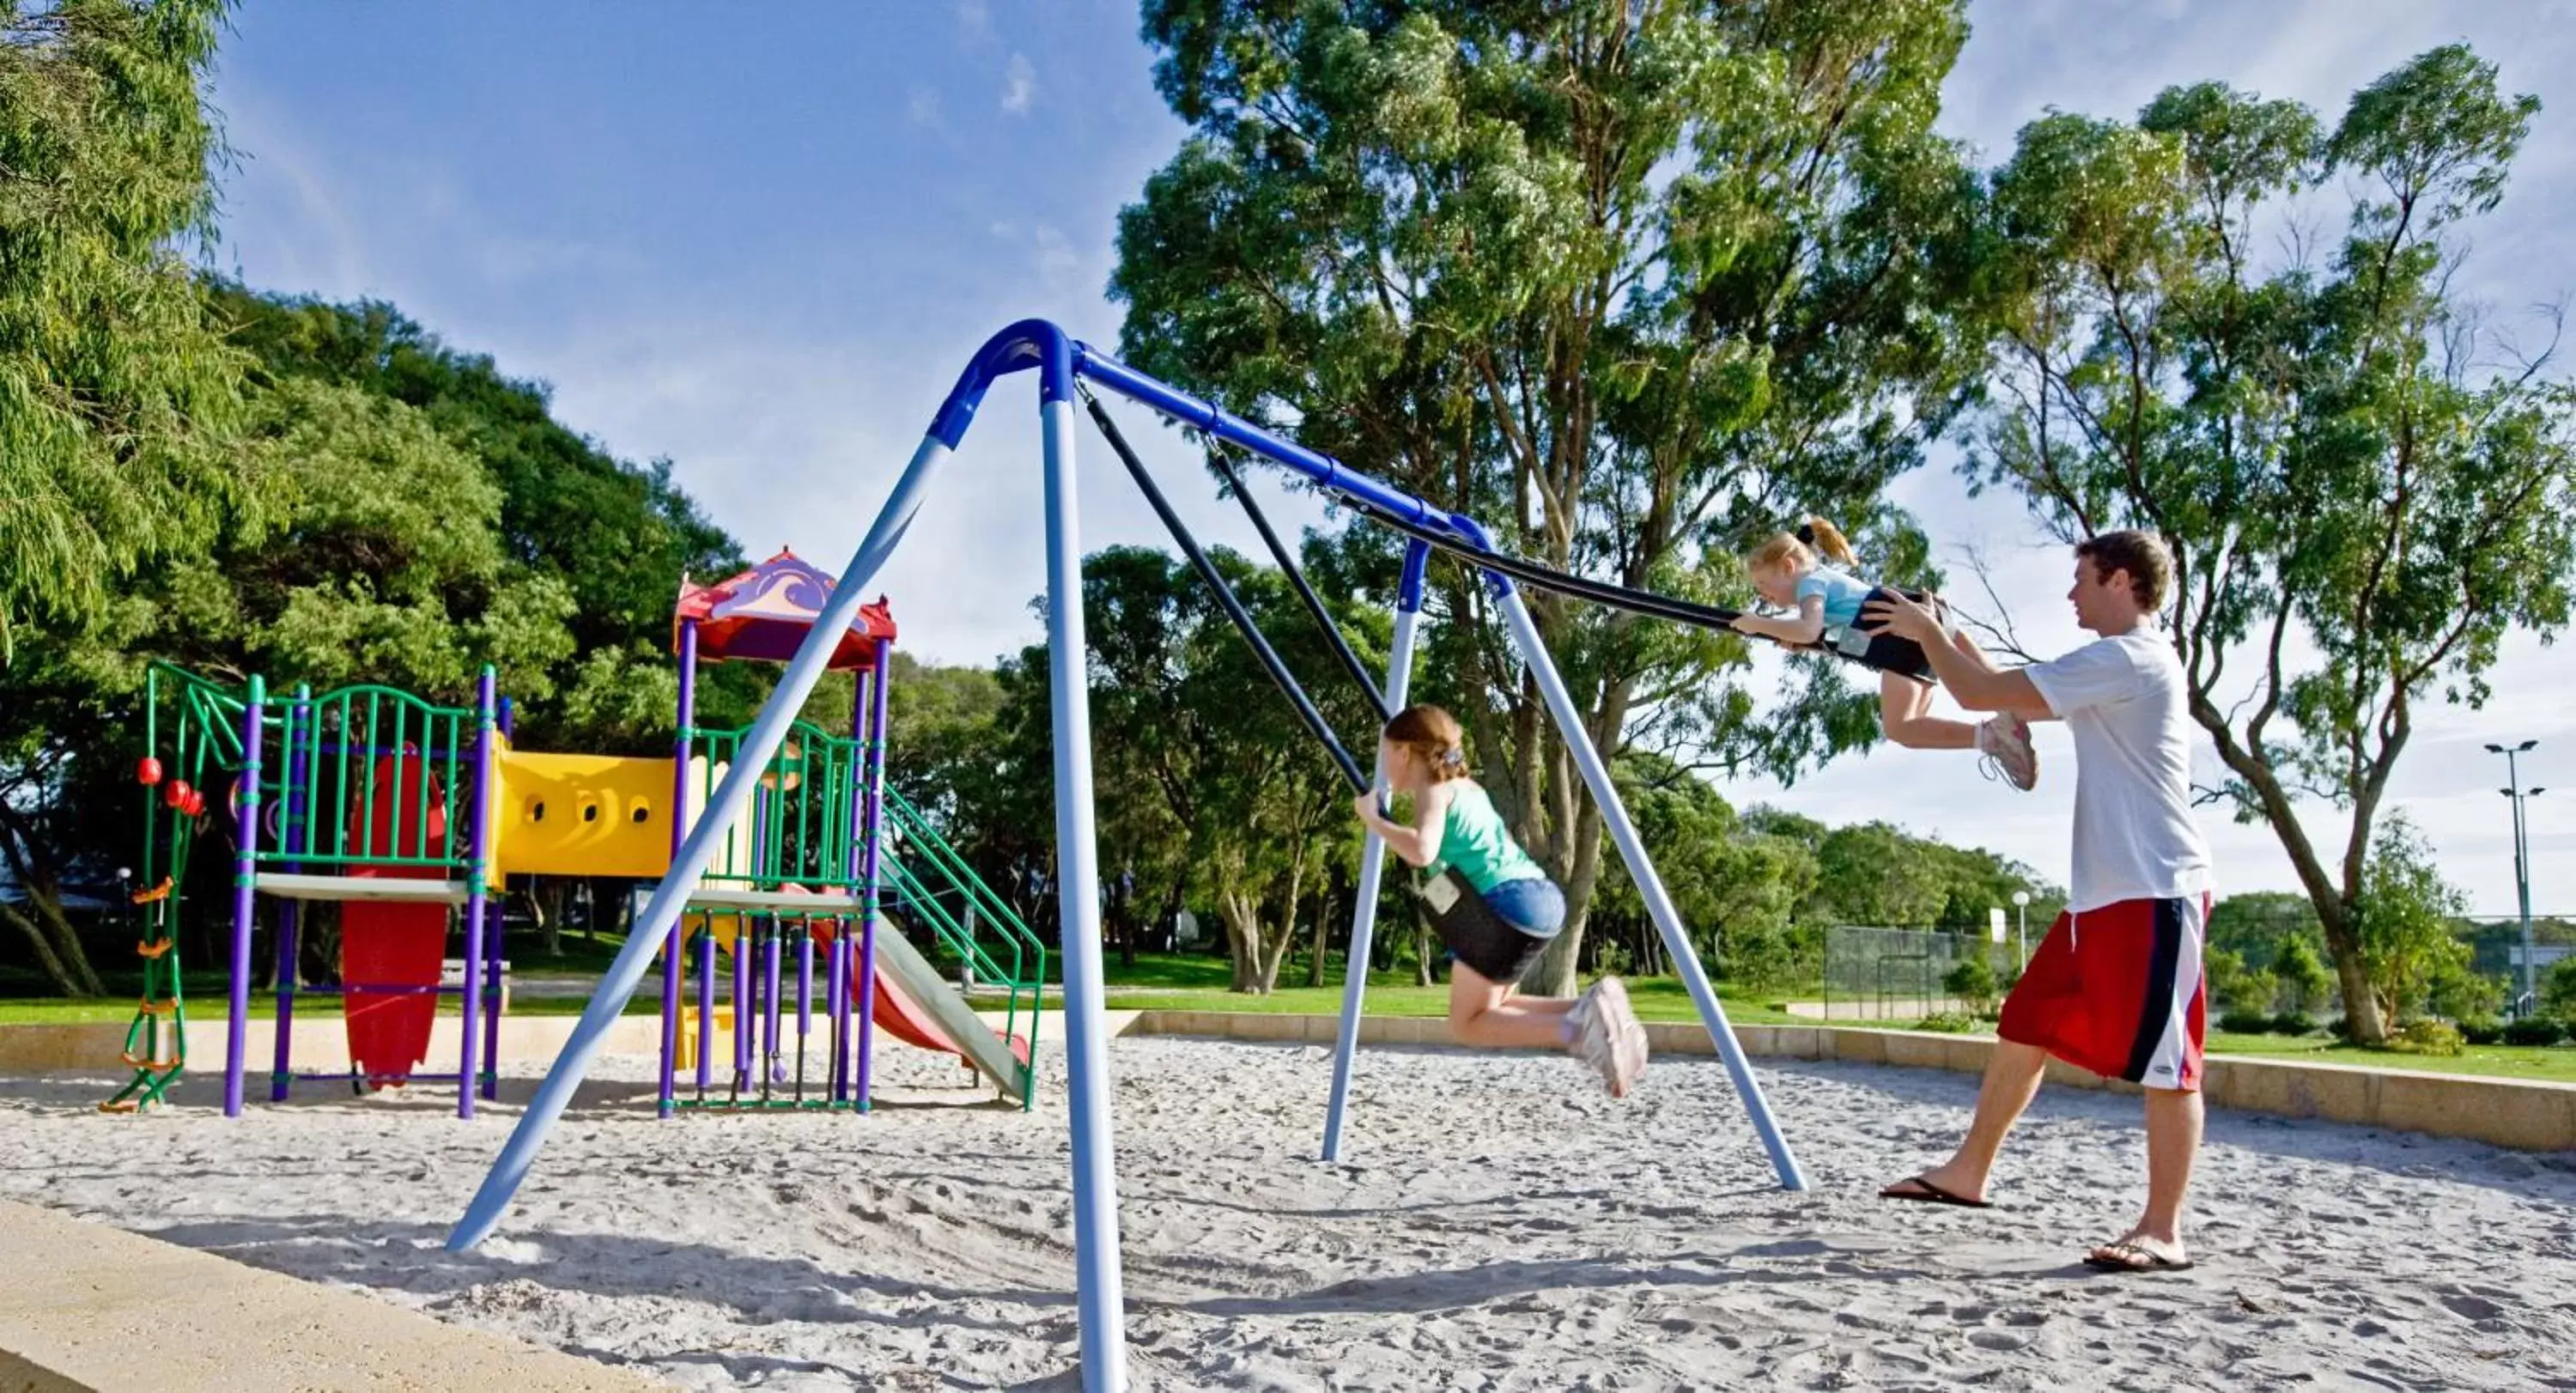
1862,530,2215,1274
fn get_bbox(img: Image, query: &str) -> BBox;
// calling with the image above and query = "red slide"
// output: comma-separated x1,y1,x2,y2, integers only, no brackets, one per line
812,921,1031,1070
343,753,449,1088
870,961,1030,1067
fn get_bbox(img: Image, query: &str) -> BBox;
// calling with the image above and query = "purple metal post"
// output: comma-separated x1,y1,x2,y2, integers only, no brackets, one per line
696,921,716,1093
222,675,267,1118
763,922,784,1085
270,690,310,1103
854,636,893,1112
481,897,505,1101
832,665,868,1104
732,902,751,1092
457,666,496,1121
659,619,698,1116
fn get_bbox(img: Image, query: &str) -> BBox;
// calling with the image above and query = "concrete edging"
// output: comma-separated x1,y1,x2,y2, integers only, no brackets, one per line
1114,1012,2576,1153
5,1009,2568,1150
0,1198,666,1392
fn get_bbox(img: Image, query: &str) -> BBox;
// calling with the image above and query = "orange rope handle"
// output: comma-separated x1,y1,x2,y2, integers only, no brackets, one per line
131,878,173,905
137,1000,176,1017
119,1051,180,1071
135,940,175,961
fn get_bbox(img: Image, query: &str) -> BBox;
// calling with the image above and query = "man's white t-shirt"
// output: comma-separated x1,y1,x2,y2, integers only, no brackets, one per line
2023,628,2214,911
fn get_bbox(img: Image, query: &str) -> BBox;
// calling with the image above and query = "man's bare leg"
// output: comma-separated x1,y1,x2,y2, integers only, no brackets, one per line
1881,1039,2049,1203
2088,1086,2202,1268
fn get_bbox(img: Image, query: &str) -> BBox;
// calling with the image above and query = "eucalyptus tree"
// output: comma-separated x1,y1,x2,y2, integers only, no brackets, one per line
1115,0,1983,990
1967,46,2572,1042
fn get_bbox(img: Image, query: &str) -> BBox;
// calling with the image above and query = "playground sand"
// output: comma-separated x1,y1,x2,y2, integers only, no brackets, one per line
4,1037,2573,1390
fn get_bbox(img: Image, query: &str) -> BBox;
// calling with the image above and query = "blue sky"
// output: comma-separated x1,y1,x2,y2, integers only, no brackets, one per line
205,1,2576,915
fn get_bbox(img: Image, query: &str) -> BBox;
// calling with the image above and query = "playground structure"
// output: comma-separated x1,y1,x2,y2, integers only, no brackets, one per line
449,319,1812,1393
102,554,1043,1119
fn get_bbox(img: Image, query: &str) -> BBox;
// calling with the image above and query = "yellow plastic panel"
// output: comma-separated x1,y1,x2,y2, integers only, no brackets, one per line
493,752,678,879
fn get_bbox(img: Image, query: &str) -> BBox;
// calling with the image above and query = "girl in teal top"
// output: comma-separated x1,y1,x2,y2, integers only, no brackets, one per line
1352,704,1646,1098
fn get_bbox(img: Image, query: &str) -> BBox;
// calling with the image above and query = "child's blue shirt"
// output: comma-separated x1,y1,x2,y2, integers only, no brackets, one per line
1793,567,1877,629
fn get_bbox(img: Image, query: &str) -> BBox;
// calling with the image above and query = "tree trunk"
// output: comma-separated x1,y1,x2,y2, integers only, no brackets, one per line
1306,885,1333,988
1218,887,1263,994
526,878,562,960
1256,878,1297,994
0,812,106,996
2185,691,2391,1044
0,897,93,998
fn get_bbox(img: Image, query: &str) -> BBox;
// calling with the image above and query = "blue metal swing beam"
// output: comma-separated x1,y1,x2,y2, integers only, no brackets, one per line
446,319,1806,1393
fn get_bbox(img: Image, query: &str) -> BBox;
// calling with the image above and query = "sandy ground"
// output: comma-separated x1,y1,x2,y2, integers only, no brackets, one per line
3,1037,2573,1391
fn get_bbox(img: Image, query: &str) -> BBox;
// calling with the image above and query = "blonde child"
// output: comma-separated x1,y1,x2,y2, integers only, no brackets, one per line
1733,520,2038,790
1351,704,1646,1097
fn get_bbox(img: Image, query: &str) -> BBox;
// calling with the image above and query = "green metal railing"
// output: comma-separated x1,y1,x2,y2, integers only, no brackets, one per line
689,721,869,889
883,786,1047,1106
262,683,476,871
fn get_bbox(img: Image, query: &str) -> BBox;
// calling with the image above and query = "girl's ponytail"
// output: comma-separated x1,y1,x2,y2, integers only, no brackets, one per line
1797,517,1858,568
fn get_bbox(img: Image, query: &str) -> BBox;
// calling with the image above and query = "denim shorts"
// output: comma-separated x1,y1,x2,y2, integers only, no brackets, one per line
1479,877,1566,936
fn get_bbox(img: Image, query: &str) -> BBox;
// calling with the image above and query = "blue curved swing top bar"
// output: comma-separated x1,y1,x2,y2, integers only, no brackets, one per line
928,320,1491,557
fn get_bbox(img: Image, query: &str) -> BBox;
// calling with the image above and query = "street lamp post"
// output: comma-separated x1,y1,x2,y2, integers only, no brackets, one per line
2012,890,2032,970
2486,740,2545,1015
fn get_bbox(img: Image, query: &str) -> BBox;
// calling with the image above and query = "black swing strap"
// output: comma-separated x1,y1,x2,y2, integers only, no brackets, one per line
1206,443,1392,724
1081,390,1373,794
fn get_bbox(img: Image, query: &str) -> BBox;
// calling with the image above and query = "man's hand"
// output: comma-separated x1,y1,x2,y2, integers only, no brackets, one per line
1862,590,1946,645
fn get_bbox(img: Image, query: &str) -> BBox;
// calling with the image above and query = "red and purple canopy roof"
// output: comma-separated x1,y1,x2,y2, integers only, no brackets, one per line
672,550,896,669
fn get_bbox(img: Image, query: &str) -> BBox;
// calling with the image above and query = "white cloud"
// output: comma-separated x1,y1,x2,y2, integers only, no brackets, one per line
1032,224,1080,288
955,0,990,39
907,85,943,128
1000,53,1036,115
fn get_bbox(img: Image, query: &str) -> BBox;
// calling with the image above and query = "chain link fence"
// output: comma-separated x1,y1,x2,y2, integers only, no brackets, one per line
1819,925,2016,1022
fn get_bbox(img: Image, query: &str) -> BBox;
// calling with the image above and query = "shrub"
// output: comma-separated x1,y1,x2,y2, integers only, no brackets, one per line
2217,1008,2275,1036
2269,1010,2320,1037
2273,934,2335,1015
2458,1016,2506,1046
2544,957,2576,1022
1943,956,1999,1018
1914,1011,1978,1034
2392,1019,2464,1056
2502,1016,2568,1048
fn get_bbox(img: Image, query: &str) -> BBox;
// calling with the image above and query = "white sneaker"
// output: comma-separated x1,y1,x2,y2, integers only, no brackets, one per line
1976,713,2038,792
1591,977,1648,1098
1566,982,1620,1093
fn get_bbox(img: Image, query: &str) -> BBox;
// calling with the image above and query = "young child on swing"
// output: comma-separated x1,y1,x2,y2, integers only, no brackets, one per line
1732,519,2038,791
1351,704,1648,1098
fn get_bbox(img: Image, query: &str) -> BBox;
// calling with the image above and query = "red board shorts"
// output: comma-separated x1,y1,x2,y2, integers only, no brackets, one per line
1998,895,2209,1092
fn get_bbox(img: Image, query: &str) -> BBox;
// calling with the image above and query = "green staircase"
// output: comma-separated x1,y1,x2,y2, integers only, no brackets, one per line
880,787,1048,1109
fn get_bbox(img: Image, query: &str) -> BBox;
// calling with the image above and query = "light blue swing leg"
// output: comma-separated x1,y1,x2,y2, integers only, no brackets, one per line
1320,541,1430,1163
1492,585,1809,1191
1039,395,1130,1393
447,431,957,1252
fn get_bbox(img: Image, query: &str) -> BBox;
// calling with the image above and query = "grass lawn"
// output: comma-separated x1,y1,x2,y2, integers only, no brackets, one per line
2201,1028,2576,1086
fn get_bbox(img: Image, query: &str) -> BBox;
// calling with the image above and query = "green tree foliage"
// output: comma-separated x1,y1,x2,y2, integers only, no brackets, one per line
1590,753,1818,990
1,283,745,993
1964,46,2573,1043
2271,933,2335,1015
1114,0,1983,994
2541,956,2576,1024
1942,952,1998,1017
203,286,750,747
0,0,243,656
2353,812,2473,1025
996,544,1385,993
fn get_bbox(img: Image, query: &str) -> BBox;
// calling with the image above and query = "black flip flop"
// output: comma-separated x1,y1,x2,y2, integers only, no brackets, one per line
2083,1239,2194,1274
1879,1175,1992,1209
